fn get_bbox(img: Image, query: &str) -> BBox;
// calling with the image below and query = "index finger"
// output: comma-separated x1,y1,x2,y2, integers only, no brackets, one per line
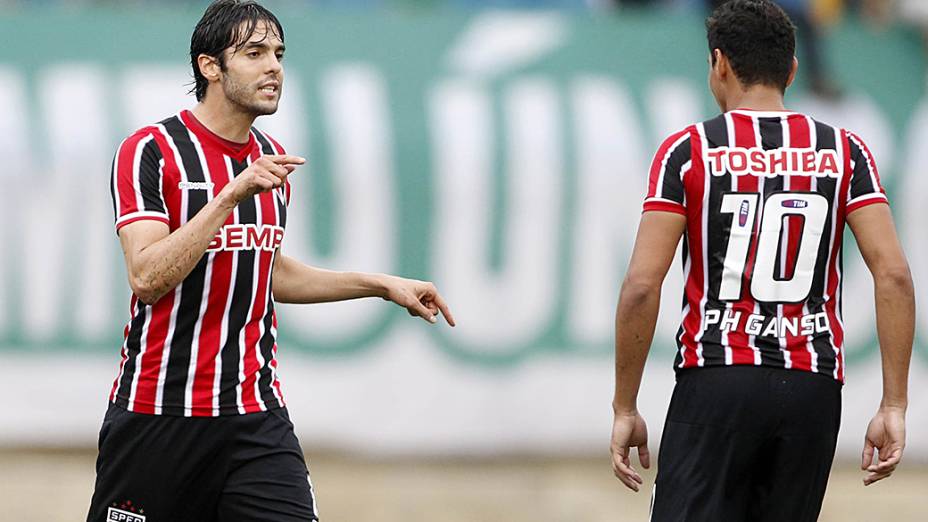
612,447,643,489
432,292,456,327
265,154,306,166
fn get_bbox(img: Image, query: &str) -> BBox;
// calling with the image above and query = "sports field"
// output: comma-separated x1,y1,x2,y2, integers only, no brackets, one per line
3,449,925,521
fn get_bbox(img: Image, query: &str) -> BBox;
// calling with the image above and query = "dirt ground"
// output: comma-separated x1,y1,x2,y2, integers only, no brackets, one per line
2,449,925,521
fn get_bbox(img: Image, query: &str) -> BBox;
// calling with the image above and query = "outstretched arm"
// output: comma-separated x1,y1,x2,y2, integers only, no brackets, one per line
847,203,914,486
611,211,686,492
271,254,455,326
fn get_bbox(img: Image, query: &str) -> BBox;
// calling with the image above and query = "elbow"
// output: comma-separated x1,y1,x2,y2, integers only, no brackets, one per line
129,273,163,306
619,274,662,307
873,261,914,293
875,263,914,295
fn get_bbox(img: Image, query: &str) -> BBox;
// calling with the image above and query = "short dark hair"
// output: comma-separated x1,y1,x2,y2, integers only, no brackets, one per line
189,0,285,101
706,0,796,91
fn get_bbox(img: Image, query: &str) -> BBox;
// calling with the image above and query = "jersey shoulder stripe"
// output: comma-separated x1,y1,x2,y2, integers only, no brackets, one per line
643,126,694,215
845,130,889,213
111,127,170,232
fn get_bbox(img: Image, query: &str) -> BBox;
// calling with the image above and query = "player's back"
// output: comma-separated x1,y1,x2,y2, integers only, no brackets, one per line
644,109,887,382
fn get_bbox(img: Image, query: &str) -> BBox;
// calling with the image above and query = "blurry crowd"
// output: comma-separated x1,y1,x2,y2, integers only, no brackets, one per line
2,0,924,98
685,0,926,98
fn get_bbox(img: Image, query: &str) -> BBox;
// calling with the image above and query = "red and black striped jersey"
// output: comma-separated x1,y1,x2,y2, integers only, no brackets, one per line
644,109,887,383
109,110,291,416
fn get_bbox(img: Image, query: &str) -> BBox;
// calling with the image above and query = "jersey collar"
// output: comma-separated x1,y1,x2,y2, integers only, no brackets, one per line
729,108,798,118
180,110,257,163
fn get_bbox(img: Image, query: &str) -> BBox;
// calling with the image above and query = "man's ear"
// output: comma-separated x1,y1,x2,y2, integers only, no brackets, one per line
197,54,221,83
785,56,799,89
714,49,730,80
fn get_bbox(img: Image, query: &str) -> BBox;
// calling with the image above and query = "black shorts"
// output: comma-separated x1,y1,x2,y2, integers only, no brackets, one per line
87,403,318,522
651,366,842,522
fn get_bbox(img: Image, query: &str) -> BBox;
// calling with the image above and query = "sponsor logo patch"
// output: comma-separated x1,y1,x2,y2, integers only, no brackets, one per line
707,147,841,178
781,199,808,209
207,224,284,252
107,507,146,522
178,180,215,190
738,200,750,226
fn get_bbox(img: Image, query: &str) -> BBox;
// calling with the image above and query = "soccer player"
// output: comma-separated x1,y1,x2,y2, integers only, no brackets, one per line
609,1,914,521
88,1,455,520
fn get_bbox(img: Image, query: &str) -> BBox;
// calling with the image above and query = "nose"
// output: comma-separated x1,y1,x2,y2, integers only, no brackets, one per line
266,54,282,74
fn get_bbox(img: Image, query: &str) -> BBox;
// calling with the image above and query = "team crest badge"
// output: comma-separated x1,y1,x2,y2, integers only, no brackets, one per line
107,501,146,522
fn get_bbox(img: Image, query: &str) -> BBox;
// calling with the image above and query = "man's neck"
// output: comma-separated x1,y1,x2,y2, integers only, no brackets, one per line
191,97,256,144
724,84,787,113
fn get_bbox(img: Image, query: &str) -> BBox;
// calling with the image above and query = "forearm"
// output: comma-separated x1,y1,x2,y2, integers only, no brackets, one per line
272,255,387,304
873,267,915,409
129,193,237,304
613,281,662,414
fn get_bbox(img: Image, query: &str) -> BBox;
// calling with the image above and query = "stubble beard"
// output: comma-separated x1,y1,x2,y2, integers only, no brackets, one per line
222,73,280,117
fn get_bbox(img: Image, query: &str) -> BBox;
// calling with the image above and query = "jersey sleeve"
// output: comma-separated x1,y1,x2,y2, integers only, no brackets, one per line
111,130,169,233
845,131,888,214
642,129,692,215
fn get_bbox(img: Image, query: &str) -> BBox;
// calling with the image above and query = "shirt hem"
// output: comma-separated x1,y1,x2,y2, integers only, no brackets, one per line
643,200,686,215
846,195,889,215
110,397,287,417
115,213,170,233
674,361,845,384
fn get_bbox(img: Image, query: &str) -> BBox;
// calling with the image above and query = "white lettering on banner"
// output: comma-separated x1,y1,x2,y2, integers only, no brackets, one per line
52,66,116,340
431,79,561,351
121,66,190,131
902,99,928,342
76,167,115,339
279,65,397,341
0,67,32,335
446,11,567,79
47,65,114,339
22,65,107,340
646,78,704,145
567,77,648,346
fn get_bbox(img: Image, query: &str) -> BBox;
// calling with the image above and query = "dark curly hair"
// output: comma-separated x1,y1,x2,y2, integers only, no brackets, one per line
189,0,284,101
706,0,797,92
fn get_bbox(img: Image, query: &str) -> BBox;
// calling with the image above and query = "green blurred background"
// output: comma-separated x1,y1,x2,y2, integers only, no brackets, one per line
0,1,926,520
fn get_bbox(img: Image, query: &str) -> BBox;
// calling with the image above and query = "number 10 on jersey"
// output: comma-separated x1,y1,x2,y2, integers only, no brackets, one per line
719,192,829,303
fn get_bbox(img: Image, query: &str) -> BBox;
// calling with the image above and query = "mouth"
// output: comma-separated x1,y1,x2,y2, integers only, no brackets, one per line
258,82,279,96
